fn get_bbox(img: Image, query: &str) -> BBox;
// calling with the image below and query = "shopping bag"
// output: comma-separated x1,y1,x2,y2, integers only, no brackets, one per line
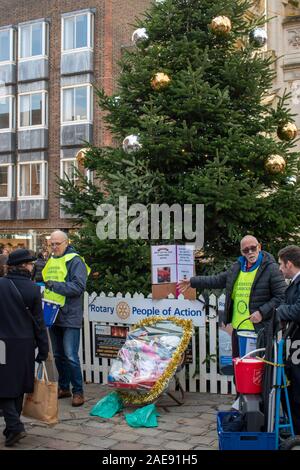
125,404,159,428
22,362,58,425
89,391,123,419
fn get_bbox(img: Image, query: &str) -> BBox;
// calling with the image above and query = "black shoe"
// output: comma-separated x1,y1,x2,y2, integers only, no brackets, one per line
5,431,26,447
2,428,9,438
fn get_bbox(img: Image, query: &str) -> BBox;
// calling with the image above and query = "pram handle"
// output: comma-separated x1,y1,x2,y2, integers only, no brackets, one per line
240,348,265,361
282,321,298,340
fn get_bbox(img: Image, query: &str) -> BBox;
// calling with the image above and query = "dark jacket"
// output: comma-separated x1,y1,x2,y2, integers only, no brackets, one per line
277,274,300,404
32,256,46,283
46,246,88,328
276,275,300,335
0,272,49,398
190,251,286,332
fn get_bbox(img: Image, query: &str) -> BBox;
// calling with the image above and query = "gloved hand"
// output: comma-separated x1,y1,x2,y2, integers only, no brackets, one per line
35,352,48,363
45,281,54,290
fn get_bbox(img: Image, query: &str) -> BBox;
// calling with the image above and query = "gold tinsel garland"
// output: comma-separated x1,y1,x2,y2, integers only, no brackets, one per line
118,316,194,405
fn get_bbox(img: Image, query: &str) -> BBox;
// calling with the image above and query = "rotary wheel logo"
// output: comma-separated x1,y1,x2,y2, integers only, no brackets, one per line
116,301,131,320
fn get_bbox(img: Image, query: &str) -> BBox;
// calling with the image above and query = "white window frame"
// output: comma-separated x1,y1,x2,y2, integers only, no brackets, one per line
61,84,93,125
17,161,47,200
18,21,48,61
18,91,48,130
0,28,15,64
61,11,94,53
60,158,93,183
60,158,79,184
0,95,15,132
0,164,14,200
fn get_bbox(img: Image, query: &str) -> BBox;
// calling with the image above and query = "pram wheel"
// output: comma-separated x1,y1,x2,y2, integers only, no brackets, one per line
280,436,300,450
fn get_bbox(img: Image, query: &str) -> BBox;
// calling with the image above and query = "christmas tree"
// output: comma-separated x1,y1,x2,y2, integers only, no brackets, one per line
60,0,300,295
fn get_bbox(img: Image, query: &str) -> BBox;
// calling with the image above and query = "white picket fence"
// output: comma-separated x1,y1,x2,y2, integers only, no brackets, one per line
79,292,236,395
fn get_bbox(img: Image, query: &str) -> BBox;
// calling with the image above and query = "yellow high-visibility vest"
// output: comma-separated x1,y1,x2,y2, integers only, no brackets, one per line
42,253,91,306
231,268,259,330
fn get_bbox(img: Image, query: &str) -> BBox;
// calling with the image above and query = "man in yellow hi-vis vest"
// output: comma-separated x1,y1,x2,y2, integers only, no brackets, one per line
43,230,90,407
178,235,286,359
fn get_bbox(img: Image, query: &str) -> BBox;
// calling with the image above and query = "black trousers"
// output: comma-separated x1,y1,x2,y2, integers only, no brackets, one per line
0,395,25,434
288,372,300,435
232,329,239,359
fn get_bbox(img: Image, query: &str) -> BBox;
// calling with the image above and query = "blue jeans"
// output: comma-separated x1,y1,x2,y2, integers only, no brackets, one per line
50,326,83,395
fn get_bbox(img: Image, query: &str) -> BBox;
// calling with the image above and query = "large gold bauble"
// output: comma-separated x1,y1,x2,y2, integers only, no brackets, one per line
277,122,298,141
210,16,232,35
151,72,171,91
265,154,286,174
76,148,89,165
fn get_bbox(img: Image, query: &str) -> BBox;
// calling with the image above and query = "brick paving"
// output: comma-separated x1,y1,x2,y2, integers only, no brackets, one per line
0,384,234,451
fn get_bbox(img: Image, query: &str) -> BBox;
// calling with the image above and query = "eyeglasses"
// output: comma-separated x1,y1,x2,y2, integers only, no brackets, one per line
50,241,66,247
241,245,259,255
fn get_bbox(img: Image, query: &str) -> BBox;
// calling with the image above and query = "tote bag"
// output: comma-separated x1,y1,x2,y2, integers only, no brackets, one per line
22,362,58,425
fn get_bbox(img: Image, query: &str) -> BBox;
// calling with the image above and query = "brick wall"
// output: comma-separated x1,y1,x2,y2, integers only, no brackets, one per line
0,0,151,233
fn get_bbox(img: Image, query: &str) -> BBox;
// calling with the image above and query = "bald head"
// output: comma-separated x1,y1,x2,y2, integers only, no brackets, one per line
240,235,261,264
50,230,69,257
240,235,259,249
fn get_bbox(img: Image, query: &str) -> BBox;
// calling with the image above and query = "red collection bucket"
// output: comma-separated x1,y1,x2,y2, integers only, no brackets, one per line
233,349,265,394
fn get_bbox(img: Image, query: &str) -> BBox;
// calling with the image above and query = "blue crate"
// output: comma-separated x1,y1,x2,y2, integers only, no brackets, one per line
217,411,276,450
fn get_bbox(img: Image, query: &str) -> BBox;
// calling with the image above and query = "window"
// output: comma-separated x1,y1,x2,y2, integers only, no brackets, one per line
0,30,10,62
0,166,8,197
62,12,93,51
18,162,47,197
19,92,47,128
61,158,93,188
0,165,13,199
62,85,92,123
0,96,15,130
61,159,78,183
19,22,48,59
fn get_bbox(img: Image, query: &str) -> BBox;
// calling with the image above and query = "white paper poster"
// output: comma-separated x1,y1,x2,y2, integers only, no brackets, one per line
177,264,194,281
151,245,177,265
177,245,194,265
151,244,195,284
152,264,177,284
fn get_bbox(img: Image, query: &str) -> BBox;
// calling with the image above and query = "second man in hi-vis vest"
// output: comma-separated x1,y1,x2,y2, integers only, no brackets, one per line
178,235,286,359
43,230,90,407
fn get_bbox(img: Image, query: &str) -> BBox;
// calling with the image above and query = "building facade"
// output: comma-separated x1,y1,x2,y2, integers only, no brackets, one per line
0,0,151,252
267,0,300,140
0,0,299,252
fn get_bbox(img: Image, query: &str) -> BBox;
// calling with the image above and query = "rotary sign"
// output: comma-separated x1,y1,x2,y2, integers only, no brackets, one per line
88,295,205,327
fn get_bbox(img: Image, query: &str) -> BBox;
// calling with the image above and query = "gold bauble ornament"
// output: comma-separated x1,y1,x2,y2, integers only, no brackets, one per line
210,16,232,35
75,148,89,165
265,154,286,174
277,122,298,141
151,72,171,91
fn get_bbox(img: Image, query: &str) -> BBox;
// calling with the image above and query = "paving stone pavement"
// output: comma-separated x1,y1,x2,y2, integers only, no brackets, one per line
0,384,234,451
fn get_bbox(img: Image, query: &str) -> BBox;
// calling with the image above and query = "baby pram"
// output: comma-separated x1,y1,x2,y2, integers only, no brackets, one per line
107,316,193,406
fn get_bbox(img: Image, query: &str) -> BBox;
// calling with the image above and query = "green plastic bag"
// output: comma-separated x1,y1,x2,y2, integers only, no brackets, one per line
125,404,159,428
89,392,123,419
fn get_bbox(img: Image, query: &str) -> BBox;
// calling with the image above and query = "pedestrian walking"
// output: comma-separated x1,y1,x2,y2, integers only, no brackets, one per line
0,249,49,447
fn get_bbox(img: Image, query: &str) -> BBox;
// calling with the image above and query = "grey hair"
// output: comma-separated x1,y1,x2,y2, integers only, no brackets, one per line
50,230,69,241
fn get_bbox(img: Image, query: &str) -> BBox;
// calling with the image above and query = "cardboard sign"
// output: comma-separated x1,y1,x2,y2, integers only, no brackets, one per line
151,245,195,300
